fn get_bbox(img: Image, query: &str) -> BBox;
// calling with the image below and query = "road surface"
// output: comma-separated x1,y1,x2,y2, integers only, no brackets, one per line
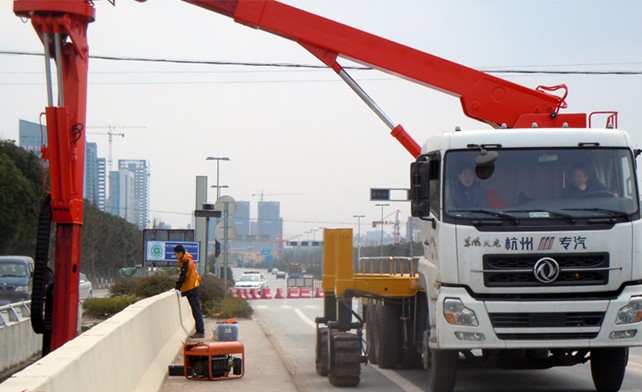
239,267,642,392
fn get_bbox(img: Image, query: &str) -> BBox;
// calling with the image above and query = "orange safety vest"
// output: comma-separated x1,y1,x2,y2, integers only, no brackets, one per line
177,252,201,293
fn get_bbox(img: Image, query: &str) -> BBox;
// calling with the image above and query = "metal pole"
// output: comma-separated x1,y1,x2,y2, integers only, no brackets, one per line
223,202,229,293
380,206,384,256
375,204,389,257
204,216,209,274
216,160,221,200
353,215,364,261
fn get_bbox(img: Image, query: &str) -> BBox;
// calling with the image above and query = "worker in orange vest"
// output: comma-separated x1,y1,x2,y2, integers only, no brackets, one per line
174,244,205,339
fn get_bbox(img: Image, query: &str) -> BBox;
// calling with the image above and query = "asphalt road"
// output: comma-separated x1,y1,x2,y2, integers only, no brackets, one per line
236,268,642,392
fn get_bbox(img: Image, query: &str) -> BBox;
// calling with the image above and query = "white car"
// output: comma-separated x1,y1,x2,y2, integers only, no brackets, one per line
79,273,93,300
234,273,268,294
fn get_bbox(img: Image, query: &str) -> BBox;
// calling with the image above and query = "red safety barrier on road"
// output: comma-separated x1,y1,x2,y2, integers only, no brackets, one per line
300,287,311,298
274,288,284,299
287,287,300,298
261,288,273,299
314,287,325,298
250,289,260,299
228,288,238,298
237,289,247,299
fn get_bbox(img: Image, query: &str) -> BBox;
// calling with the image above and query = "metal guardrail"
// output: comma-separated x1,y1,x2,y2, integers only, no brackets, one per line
357,257,419,276
0,300,31,327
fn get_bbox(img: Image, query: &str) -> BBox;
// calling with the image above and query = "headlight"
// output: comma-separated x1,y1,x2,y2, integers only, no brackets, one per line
443,298,479,326
15,285,29,293
615,296,642,325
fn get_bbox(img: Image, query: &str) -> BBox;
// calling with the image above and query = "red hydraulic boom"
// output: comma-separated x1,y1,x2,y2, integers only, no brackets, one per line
14,0,591,351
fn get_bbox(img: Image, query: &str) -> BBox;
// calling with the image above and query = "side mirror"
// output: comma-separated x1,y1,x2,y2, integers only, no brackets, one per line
410,161,430,217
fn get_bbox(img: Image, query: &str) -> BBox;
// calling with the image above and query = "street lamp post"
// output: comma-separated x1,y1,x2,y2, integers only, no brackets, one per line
353,214,365,261
375,203,389,257
205,156,230,200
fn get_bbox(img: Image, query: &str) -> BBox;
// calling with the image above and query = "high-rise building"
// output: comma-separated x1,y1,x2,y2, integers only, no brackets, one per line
118,159,150,229
234,201,251,238
18,119,46,158
84,142,107,211
109,168,137,225
258,201,283,242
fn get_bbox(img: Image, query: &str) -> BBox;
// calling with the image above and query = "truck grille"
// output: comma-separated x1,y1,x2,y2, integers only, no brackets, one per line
0,285,16,292
489,312,604,328
483,253,609,287
489,311,604,340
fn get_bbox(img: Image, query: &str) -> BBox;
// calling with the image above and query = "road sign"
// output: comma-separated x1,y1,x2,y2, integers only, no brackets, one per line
261,248,272,256
145,241,199,263
265,255,274,263
214,195,237,216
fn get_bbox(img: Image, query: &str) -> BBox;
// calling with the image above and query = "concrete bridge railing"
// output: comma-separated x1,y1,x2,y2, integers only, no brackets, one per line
0,291,193,392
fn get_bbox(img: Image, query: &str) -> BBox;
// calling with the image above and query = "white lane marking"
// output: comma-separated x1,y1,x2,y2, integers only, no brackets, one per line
294,308,317,329
281,305,293,309
293,307,423,392
304,305,319,309
254,305,268,309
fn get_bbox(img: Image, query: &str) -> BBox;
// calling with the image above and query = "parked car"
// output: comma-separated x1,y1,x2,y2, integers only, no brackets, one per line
276,271,286,280
79,272,93,300
271,268,278,274
234,273,268,294
0,256,34,306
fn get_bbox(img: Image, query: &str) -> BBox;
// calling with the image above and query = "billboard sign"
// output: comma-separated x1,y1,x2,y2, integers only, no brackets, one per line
145,241,200,264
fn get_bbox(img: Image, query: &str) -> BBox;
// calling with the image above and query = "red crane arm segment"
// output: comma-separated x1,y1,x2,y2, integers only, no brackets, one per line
185,0,585,128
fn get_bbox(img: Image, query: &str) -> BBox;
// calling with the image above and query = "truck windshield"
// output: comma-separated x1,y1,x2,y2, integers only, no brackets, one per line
444,148,639,224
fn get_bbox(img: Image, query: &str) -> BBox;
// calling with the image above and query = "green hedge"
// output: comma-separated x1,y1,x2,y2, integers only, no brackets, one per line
82,295,139,318
104,273,252,319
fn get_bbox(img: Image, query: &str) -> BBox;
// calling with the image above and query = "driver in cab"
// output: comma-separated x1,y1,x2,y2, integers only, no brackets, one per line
448,165,488,209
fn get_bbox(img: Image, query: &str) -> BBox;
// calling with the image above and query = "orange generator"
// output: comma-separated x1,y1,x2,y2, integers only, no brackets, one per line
183,341,245,381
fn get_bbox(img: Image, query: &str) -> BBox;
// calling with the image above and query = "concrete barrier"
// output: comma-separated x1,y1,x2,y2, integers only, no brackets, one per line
0,291,193,392
0,317,42,373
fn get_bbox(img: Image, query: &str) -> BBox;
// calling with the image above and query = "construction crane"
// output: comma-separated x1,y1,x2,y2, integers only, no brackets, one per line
87,125,145,173
372,209,401,243
251,190,303,202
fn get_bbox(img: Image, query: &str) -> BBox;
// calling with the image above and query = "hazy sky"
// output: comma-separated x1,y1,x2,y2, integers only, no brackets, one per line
2,0,642,240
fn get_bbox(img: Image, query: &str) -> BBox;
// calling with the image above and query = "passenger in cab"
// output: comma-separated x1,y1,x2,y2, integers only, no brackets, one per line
564,164,612,198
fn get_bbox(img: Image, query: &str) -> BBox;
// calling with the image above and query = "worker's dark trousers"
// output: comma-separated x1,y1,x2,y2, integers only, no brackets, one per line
184,287,205,334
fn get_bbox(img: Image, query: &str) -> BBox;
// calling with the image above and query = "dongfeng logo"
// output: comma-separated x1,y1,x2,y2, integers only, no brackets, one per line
533,257,560,284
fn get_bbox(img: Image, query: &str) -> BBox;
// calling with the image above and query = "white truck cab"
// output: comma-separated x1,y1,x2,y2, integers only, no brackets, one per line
410,127,642,392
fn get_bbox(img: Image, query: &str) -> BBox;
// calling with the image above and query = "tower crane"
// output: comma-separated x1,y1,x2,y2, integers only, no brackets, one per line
87,125,145,173
372,209,401,244
251,190,303,202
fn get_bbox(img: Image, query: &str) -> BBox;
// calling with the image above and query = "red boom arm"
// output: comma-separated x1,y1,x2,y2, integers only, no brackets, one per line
184,0,587,130
14,0,94,350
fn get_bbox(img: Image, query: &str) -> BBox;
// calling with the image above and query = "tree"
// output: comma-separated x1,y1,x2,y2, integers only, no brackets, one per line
0,140,44,255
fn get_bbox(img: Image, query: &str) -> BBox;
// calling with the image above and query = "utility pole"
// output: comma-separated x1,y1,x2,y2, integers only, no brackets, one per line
375,203,389,257
353,214,365,261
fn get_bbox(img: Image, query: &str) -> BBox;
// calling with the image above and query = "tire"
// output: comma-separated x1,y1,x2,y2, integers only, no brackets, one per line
328,332,361,387
427,349,458,392
375,301,400,369
366,300,378,365
591,347,629,392
315,327,329,376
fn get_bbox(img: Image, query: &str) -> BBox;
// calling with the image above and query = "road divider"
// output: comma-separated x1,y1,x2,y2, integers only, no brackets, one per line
228,287,324,300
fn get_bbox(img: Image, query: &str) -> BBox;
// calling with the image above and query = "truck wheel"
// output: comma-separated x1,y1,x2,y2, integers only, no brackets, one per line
375,301,400,369
427,349,458,392
366,300,378,364
328,332,361,387
315,327,329,376
591,347,628,392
